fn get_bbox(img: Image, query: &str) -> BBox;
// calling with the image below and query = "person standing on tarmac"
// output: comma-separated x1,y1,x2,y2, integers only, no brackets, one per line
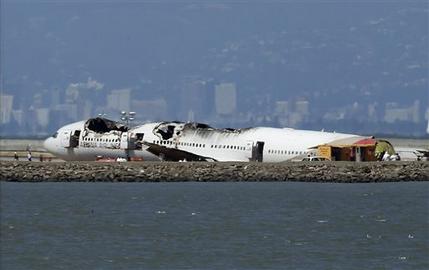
27,151,32,161
14,152,19,161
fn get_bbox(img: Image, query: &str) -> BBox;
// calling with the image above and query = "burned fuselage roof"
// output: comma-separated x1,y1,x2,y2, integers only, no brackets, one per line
152,121,252,141
85,117,129,133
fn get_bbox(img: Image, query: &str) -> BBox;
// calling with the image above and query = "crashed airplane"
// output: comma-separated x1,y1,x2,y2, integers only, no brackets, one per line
44,117,388,162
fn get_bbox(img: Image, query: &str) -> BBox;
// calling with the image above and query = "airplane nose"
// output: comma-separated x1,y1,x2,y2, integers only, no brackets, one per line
43,137,54,153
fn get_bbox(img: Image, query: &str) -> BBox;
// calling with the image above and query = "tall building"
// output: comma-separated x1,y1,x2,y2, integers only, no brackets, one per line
12,109,25,126
65,84,80,104
107,88,131,113
35,108,50,128
274,101,290,127
82,100,93,120
384,101,420,124
411,100,420,124
0,94,14,124
426,107,429,134
367,103,378,122
179,77,209,121
64,78,105,119
295,100,309,115
275,101,290,116
384,102,407,123
215,83,237,116
65,78,104,104
280,100,310,127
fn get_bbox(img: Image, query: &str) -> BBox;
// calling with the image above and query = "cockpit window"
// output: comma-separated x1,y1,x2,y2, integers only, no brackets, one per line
52,132,58,138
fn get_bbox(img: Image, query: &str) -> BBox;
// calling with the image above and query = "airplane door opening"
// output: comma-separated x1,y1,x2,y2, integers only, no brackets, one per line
135,133,144,150
120,132,129,150
60,130,71,148
251,141,265,162
70,130,80,148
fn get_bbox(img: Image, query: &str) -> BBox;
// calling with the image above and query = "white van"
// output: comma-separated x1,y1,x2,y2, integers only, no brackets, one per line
301,156,329,161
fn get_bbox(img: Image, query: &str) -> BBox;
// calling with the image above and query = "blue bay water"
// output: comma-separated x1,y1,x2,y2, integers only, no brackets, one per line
1,182,428,270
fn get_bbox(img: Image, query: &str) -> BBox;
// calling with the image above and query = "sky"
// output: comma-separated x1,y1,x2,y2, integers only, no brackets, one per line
1,0,428,134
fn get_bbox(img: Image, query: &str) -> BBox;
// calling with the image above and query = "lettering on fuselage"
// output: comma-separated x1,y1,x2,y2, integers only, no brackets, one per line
79,140,121,149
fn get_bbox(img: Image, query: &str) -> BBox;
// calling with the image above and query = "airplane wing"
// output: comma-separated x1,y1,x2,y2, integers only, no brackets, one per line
415,149,429,159
143,142,217,162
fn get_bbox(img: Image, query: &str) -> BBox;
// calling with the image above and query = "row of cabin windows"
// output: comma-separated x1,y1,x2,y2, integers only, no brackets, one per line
212,145,245,150
153,140,206,148
83,137,120,143
82,136,305,155
153,140,246,151
268,149,305,155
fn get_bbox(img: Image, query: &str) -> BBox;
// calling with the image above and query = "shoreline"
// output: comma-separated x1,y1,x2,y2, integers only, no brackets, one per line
1,161,428,183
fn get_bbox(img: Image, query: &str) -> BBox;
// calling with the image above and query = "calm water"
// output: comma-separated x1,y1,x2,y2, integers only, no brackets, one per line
1,182,428,270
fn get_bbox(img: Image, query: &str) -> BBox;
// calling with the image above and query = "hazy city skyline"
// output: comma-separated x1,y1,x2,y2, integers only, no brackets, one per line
1,1,428,137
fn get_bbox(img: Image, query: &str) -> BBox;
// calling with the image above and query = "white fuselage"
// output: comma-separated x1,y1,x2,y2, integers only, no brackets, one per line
44,119,364,162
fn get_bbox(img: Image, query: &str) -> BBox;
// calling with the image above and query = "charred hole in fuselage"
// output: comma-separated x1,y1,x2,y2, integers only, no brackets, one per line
153,121,251,143
85,117,129,133
156,125,176,140
193,123,212,129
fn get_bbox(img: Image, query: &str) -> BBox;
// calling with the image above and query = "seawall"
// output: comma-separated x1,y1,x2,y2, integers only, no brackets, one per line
1,161,428,183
